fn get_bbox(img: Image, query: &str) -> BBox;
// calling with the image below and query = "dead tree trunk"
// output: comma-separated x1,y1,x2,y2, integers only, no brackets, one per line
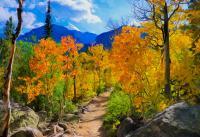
1,1,24,136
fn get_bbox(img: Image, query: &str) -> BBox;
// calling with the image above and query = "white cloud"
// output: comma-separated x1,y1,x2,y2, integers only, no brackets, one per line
38,2,46,6
0,0,45,31
0,6,38,30
0,0,18,8
0,7,15,22
23,12,37,29
52,0,102,23
66,23,80,31
28,3,36,9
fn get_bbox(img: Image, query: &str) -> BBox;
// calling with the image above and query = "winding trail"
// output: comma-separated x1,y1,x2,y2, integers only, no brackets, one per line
72,92,110,137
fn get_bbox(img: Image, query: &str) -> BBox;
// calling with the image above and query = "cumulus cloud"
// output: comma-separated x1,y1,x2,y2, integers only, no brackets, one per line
0,7,15,22
52,0,102,23
0,7,38,30
0,0,18,8
66,23,80,31
23,12,37,29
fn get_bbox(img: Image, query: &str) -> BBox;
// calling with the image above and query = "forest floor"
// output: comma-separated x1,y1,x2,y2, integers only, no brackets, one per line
68,92,110,137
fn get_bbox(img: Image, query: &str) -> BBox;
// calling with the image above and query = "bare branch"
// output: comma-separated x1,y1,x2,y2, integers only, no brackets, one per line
13,0,24,41
168,1,181,20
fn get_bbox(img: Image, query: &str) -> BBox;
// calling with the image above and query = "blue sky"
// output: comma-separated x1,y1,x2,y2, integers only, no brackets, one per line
0,0,136,34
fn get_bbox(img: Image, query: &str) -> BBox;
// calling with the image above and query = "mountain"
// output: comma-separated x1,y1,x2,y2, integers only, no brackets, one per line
95,27,122,49
17,24,124,50
1,25,142,50
18,24,97,46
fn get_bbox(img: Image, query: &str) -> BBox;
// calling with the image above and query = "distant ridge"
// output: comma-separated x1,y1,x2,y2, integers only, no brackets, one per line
95,27,122,49
0,24,126,50
0,25,144,50
18,24,97,46
17,24,120,50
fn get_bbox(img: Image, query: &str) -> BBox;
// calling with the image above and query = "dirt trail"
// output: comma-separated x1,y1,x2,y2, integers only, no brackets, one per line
71,92,110,137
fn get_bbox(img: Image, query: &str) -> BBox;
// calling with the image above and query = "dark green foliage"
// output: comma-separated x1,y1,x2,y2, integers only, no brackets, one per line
96,84,105,96
0,40,11,67
44,0,52,39
0,17,15,67
11,41,34,103
4,17,15,41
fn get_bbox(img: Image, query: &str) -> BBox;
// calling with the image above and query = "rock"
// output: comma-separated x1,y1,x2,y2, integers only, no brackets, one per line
11,127,43,137
54,125,64,133
58,122,68,131
64,129,72,134
37,122,50,135
73,110,79,115
0,100,39,135
61,134,68,137
37,111,47,122
127,102,200,137
117,117,137,137
63,114,79,122
43,128,53,136
49,132,63,137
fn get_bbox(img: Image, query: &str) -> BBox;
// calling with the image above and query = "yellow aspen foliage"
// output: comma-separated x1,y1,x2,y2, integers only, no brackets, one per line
17,77,43,102
112,26,150,93
88,45,112,94
61,36,83,100
170,31,197,100
111,26,164,115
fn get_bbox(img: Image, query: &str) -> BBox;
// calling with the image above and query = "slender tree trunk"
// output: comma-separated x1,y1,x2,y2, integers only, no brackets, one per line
93,71,96,92
97,68,101,96
1,1,24,136
163,2,171,98
73,75,77,102
1,41,15,136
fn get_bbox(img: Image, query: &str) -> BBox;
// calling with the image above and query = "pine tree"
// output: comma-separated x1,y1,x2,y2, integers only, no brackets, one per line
4,17,15,41
0,17,15,66
44,0,52,39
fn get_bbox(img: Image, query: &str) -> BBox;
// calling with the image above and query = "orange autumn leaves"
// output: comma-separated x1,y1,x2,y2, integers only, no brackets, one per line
111,26,152,93
111,26,165,113
17,36,80,102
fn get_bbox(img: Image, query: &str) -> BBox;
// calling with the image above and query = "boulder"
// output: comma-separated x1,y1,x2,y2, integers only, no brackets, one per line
63,113,79,122
117,117,136,137
58,122,68,131
127,102,200,137
11,127,43,137
0,100,39,135
37,111,47,122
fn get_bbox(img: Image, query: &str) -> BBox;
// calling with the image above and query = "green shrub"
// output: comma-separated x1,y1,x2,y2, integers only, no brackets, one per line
104,88,133,136
104,91,132,124
64,100,77,113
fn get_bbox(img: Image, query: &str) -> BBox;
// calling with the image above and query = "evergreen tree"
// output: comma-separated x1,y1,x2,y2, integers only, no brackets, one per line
0,17,15,66
4,16,15,41
44,0,52,38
